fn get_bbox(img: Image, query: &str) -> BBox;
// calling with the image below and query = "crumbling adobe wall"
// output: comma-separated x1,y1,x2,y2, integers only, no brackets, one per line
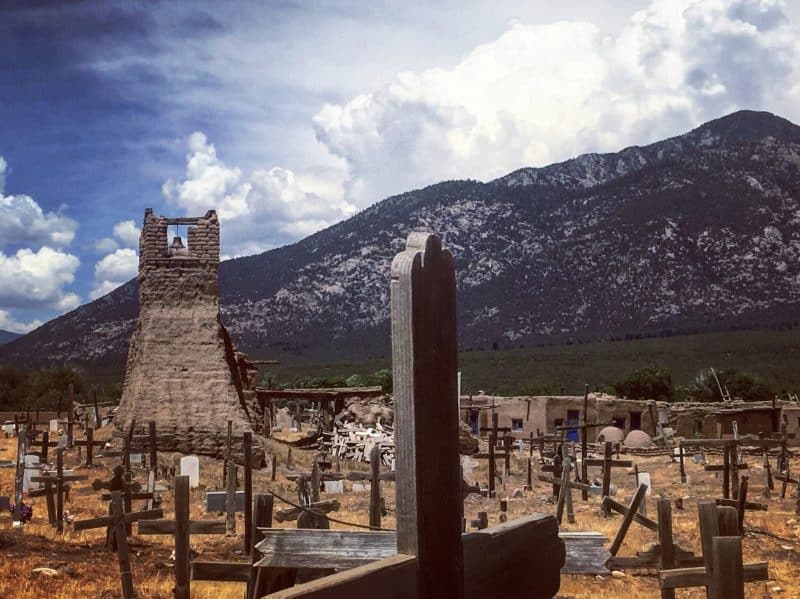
114,209,256,458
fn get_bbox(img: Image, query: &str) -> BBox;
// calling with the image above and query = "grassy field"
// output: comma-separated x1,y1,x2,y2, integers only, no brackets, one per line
259,326,800,397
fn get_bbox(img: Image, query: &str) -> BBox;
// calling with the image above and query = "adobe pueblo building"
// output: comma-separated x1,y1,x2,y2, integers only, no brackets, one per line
114,209,258,458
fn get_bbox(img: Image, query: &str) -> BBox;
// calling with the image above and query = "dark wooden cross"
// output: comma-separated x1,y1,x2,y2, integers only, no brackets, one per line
74,491,163,599
30,447,88,532
658,502,768,598
584,441,633,499
74,427,105,467
138,475,226,599
476,413,510,498
28,429,58,462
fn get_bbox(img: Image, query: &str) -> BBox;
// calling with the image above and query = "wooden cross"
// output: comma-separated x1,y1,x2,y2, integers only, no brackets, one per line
138,476,226,599
658,502,768,598
74,491,163,599
584,441,633,499
29,429,58,462
30,447,88,532
474,413,510,498
606,497,703,580
74,427,105,466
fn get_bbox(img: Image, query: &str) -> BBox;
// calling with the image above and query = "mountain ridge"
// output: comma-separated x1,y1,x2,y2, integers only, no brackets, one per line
2,109,799,373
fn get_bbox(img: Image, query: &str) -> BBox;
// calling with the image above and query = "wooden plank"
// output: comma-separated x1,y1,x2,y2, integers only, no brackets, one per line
657,498,675,599
602,496,658,532
659,562,768,589
254,529,397,569
192,560,250,582
111,492,135,599
584,458,633,467
391,232,463,599
175,476,190,599
74,508,164,531
244,431,253,554
262,554,417,599
609,484,648,556
138,519,226,535
462,514,565,599
369,444,381,529
712,537,744,599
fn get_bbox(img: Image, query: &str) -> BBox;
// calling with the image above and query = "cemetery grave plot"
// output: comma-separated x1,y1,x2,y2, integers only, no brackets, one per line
1,420,799,598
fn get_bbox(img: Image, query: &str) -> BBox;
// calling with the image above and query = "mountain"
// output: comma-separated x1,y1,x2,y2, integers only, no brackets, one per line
2,110,800,374
0,330,22,346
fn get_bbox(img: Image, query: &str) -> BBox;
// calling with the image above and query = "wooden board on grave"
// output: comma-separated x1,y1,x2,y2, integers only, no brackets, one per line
206,490,245,512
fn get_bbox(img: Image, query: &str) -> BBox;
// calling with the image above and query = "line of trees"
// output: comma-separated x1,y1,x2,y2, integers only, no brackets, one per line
0,366,89,411
612,365,776,402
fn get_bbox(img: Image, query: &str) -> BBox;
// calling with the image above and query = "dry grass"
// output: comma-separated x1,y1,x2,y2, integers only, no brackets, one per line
1,431,798,598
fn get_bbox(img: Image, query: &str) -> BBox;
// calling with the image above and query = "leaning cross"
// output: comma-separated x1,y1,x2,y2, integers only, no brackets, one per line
30,448,88,532
73,491,163,598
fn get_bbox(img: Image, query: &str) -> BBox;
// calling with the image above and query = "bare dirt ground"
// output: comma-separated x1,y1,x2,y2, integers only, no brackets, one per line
1,431,798,598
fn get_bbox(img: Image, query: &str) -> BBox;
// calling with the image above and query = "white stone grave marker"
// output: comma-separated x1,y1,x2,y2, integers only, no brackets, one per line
638,471,652,496
323,480,343,494
180,455,200,488
22,454,41,493
49,419,59,433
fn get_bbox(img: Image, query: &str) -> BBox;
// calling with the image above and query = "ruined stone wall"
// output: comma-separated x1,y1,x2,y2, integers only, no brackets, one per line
114,209,255,458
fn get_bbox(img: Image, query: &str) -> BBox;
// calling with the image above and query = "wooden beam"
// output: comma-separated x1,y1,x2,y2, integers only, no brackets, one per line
138,519,226,535
192,561,250,582
608,484,648,556
262,554,418,599
254,529,397,569
602,496,658,532
658,562,767,589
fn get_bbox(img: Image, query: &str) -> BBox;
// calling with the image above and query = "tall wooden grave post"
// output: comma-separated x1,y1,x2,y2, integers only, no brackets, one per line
580,384,589,500
392,232,464,599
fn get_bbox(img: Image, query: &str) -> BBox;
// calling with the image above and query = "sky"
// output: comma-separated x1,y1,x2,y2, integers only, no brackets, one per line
1,0,799,333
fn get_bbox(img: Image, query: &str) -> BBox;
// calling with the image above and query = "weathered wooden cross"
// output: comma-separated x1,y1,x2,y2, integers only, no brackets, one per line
658,501,768,598
75,426,105,467
30,447,88,532
585,441,633,501
73,491,163,598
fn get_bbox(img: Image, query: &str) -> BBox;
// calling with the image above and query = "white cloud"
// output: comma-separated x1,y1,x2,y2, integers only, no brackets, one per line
312,0,800,205
162,132,355,257
90,248,138,300
0,247,81,310
94,237,119,253
0,156,78,248
0,309,42,334
113,220,141,248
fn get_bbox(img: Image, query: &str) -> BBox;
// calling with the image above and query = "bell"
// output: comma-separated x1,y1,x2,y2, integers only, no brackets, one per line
170,236,185,250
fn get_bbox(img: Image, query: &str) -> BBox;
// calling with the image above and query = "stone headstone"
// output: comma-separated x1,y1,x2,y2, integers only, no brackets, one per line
323,479,343,494
49,419,59,433
129,453,143,466
694,452,705,464
180,455,200,488
206,490,245,512
23,454,41,493
57,436,68,449
2,423,13,435
352,482,371,493
638,472,652,496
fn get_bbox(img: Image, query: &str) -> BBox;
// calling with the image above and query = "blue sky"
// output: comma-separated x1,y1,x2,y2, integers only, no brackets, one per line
1,0,799,332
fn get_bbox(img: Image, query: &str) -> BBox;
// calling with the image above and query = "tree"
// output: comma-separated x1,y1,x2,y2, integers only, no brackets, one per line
612,365,673,401
689,368,773,402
